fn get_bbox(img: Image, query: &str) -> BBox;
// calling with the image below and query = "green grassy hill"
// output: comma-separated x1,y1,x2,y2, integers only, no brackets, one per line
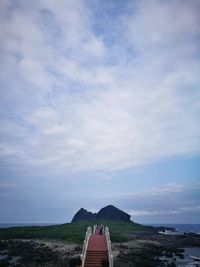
0,220,145,243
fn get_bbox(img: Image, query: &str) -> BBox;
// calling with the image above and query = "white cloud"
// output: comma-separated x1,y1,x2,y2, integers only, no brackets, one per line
124,0,200,51
0,0,199,176
85,181,199,222
128,205,200,217
112,183,186,199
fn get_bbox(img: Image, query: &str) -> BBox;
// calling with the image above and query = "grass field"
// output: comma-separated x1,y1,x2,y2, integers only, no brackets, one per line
0,220,145,243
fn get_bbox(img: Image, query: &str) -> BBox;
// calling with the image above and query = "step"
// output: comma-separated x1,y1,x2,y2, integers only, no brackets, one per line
85,263,108,266
86,251,108,254
85,259,108,261
85,255,108,259
86,256,108,260
85,254,108,259
85,259,108,265
85,256,108,262
85,257,108,262
85,262,109,266
86,253,108,256
86,253,108,254
85,260,107,264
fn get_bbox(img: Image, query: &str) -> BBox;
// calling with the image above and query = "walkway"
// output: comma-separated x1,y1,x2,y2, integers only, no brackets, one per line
84,228,109,267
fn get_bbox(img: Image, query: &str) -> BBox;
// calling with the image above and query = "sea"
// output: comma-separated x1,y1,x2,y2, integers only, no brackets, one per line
146,224,200,267
0,223,57,228
146,223,200,235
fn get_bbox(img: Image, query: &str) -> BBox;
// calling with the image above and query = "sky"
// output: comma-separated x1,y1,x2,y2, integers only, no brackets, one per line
0,0,200,224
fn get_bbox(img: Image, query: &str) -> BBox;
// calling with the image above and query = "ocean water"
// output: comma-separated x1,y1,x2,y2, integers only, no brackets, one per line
0,223,57,228
146,223,200,234
160,247,200,267
147,224,200,266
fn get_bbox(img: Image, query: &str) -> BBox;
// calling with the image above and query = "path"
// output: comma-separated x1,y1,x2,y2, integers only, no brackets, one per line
84,228,109,267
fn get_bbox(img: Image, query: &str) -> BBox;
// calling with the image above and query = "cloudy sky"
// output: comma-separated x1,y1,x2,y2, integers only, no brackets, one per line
0,0,200,224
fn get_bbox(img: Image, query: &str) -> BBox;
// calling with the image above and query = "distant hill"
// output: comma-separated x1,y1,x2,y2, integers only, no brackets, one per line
71,205,131,223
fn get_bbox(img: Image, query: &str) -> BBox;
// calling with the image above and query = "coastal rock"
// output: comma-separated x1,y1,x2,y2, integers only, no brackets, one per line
71,205,131,223
71,208,96,222
97,205,131,222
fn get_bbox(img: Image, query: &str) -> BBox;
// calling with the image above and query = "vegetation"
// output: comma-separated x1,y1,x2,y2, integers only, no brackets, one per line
93,220,145,242
0,220,145,243
0,222,89,243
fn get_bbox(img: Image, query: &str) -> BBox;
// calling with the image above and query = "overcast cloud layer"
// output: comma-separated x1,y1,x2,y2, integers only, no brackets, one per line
1,179,199,223
0,0,200,223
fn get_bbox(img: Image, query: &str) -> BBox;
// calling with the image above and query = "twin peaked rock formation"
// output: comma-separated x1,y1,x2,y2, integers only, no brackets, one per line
71,205,131,223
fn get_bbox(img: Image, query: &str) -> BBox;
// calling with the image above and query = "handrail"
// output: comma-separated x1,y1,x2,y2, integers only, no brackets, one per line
105,226,113,267
93,224,97,234
81,226,92,267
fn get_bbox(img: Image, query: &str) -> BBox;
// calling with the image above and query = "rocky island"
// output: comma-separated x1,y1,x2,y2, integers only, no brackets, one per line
71,205,131,223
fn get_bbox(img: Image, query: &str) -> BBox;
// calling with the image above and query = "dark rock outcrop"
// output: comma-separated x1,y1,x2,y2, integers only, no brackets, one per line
71,205,131,223
71,208,97,222
97,205,131,222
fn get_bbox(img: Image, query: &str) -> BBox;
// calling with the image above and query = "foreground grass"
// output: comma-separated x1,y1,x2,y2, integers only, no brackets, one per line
0,220,145,243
